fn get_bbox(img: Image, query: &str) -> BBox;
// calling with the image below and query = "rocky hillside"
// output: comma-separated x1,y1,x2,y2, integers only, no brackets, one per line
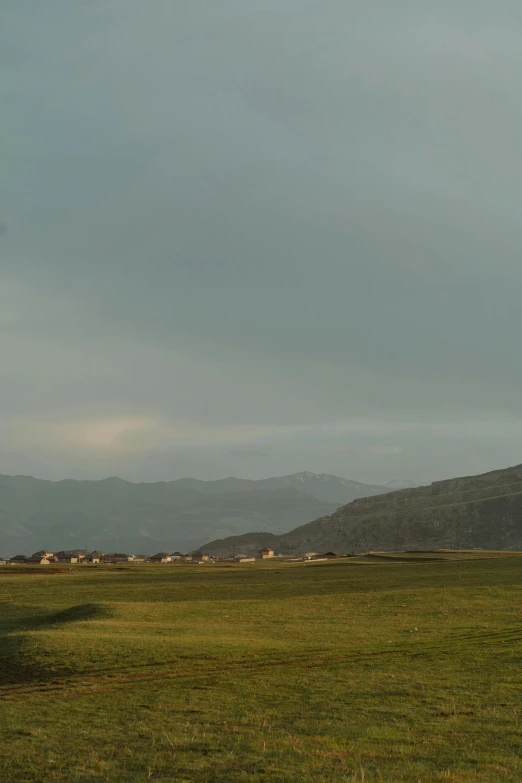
203,463,522,555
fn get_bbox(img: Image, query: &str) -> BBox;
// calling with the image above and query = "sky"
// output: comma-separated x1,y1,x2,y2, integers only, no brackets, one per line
2,0,522,485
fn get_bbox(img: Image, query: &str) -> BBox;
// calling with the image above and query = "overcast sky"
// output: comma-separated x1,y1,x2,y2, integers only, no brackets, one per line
2,0,522,485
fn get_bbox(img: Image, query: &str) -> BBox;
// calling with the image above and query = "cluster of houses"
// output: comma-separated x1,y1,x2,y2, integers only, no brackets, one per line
0,549,206,565
0,546,347,566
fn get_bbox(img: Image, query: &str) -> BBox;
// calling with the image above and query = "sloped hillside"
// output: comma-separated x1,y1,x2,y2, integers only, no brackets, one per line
203,463,522,555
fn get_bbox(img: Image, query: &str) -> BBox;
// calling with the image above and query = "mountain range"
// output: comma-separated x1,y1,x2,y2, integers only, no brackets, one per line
203,463,522,556
0,472,389,557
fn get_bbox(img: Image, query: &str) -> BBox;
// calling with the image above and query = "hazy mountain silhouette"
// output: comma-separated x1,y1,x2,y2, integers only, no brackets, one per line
0,472,388,556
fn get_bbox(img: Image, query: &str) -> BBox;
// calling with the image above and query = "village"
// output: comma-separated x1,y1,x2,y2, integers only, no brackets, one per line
0,546,350,566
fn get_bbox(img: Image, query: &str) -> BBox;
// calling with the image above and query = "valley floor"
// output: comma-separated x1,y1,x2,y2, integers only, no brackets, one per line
1,554,522,781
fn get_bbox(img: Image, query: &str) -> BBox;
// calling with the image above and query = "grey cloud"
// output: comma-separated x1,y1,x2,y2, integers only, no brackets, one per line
1,1,522,482
228,449,270,459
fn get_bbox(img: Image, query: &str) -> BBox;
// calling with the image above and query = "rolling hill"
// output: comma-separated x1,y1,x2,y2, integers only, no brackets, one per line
202,463,522,556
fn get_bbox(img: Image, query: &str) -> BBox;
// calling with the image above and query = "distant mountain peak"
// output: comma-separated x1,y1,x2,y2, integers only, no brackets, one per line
278,471,379,486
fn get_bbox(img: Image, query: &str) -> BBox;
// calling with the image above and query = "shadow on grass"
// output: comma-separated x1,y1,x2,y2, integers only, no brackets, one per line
0,603,113,686
44,602,113,626
0,602,112,634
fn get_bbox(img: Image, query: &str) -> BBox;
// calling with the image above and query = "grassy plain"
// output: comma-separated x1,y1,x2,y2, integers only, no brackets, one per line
1,553,522,782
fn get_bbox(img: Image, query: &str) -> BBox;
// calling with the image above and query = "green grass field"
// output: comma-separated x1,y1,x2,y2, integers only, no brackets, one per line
1,553,522,782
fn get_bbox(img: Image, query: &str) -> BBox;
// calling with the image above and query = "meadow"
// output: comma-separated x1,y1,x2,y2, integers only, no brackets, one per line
1,553,522,782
